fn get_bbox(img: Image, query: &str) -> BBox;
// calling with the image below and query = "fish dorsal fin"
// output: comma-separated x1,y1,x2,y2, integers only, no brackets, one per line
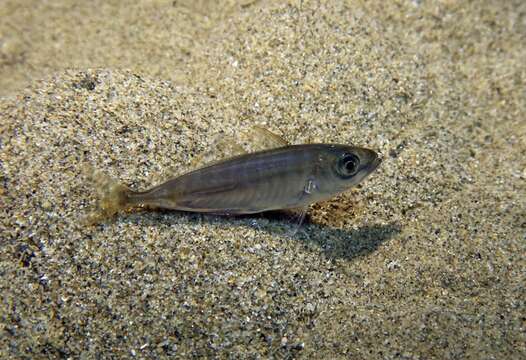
189,126,289,170
241,125,289,152
189,135,246,170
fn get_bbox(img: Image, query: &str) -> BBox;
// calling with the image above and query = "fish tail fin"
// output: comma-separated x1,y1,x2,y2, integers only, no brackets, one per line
83,166,136,224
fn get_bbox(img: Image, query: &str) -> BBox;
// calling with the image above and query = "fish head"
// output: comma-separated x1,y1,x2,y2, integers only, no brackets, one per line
320,144,381,193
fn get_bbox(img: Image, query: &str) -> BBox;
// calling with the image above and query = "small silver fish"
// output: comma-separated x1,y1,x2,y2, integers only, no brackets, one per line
90,132,381,222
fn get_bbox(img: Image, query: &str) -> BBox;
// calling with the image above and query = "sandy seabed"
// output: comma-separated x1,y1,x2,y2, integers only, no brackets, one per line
1,0,525,358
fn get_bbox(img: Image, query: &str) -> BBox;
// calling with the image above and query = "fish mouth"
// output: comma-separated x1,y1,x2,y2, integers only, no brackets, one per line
370,155,382,172
354,152,381,185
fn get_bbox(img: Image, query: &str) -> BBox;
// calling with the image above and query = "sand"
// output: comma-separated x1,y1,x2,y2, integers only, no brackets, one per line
1,0,525,358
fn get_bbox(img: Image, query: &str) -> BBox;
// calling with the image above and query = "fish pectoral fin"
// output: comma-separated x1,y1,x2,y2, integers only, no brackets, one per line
240,125,289,152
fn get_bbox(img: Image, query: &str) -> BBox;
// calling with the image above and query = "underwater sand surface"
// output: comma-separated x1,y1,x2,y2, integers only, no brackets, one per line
1,0,525,358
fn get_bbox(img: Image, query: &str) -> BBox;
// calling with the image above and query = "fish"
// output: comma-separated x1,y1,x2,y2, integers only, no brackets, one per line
88,128,381,223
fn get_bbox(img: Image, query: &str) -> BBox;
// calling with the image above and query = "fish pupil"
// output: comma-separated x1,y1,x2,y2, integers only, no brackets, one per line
340,154,360,176
345,159,356,172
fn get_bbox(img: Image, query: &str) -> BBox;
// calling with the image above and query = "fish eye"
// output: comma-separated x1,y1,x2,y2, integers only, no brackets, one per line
338,153,360,177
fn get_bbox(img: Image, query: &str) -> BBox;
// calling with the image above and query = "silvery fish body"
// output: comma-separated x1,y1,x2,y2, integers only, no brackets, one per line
119,144,381,215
